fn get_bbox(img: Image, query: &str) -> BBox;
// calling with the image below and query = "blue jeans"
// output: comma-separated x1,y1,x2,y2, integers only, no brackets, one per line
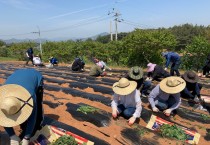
141,80,151,95
117,104,135,119
156,95,176,111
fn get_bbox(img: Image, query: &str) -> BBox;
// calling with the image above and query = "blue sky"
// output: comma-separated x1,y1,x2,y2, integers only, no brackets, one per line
0,0,210,40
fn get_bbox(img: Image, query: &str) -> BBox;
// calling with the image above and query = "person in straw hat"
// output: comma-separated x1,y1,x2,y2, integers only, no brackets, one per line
111,78,142,125
146,63,170,81
181,71,203,103
148,76,186,116
125,66,151,98
0,68,44,145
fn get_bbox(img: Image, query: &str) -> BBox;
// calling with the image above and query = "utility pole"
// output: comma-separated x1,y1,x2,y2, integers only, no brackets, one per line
110,21,113,41
31,26,42,55
108,8,122,41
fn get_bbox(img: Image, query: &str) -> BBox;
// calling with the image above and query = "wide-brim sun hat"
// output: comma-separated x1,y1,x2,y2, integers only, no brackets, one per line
0,84,33,127
147,63,157,72
160,76,186,94
128,66,143,80
112,78,137,95
182,71,199,83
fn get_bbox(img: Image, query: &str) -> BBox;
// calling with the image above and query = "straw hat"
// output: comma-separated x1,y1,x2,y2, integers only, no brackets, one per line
147,63,157,72
160,76,186,94
128,66,143,80
0,84,33,127
182,71,199,83
112,78,137,95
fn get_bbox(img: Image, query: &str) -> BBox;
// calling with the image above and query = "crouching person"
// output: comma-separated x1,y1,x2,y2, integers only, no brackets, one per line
111,78,142,125
148,76,186,116
0,68,44,145
89,65,107,77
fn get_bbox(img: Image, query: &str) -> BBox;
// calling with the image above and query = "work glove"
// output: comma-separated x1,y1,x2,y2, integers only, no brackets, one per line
21,138,30,145
164,67,167,71
194,96,200,103
152,107,159,112
128,116,136,125
163,109,172,116
112,108,118,118
10,135,21,145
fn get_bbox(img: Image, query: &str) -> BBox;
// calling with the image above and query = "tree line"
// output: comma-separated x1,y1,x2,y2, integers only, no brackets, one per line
0,23,210,71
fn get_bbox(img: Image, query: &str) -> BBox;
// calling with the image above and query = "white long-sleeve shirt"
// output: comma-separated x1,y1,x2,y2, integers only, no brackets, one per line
111,89,142,118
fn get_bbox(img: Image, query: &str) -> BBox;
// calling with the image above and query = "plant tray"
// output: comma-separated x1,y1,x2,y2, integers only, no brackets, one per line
146,115,200,144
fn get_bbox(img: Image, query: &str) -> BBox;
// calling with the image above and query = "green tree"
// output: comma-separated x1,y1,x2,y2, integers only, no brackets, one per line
182,36,210,71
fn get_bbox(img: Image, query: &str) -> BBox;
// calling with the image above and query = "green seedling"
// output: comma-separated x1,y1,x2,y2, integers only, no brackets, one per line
50,135,78,145
160,124,187,141
200,114,210,121
77,105,99,114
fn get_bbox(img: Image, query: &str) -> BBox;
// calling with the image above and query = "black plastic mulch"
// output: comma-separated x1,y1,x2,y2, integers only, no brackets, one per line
177,107,210,124
205,128,210,141
66,103,111,127
44,77,113,95
121,128,159,145
43,100,63,109
42,116,109,145
44,84,111,106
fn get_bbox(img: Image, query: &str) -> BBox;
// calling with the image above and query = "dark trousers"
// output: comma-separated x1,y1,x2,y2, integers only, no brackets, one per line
170,60,181,76
72,65,84,71
117,104,136,119
156,96,176,111
203,65,210,75
26,57,34,65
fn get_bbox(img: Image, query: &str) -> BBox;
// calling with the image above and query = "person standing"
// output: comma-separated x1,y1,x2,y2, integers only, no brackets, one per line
25,47,34,65
162,51,181,76
0,68,44,145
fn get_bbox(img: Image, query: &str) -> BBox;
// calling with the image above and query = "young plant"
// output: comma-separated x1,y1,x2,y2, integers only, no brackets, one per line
160,124,187,141
77,105,99,114
50,135,78,145
200,114,210,121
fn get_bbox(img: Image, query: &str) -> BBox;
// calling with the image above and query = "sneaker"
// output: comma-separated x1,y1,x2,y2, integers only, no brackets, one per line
141,94,147,98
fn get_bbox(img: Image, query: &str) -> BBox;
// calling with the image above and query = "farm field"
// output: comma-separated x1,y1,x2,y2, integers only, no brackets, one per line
0,61,210,145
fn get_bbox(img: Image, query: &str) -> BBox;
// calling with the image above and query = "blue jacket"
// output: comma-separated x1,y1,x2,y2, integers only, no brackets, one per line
4,68,43,138
164,52,180,68
50,57,58,65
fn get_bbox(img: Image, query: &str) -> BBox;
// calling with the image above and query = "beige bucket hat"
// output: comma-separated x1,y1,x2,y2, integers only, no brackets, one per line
112,78,137,95
0,84,33,127
160,76,186,94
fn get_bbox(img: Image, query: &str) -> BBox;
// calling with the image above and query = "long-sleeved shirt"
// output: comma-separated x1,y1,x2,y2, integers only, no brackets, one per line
148,84,181,111
111,89,142,118
147,65,169,81
4,68,43,138
164,52,180,68
72,57,85,70
182,80,201,98
89,65,103,76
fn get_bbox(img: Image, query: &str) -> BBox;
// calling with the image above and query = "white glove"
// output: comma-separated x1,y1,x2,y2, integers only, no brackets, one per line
152,107,159,112
22,138,30,145
194,96,200,103
10,135,21,145
163,109,172,116
164,67,167,71
112,108,118,118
